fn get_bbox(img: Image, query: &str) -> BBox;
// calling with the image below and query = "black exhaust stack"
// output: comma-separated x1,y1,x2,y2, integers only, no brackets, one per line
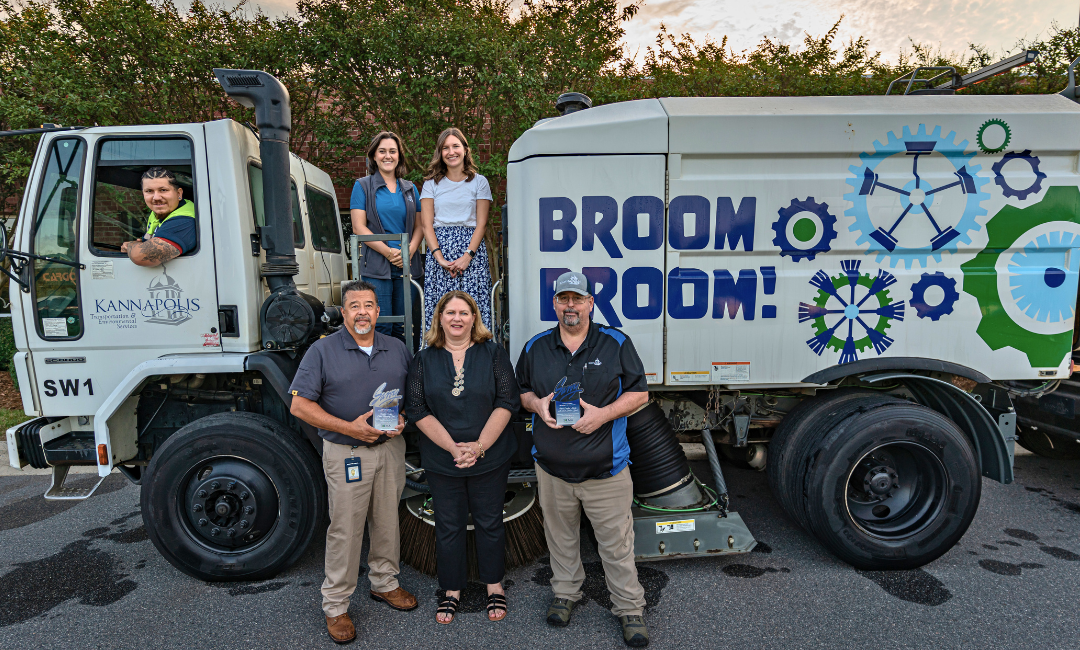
214,68,339,350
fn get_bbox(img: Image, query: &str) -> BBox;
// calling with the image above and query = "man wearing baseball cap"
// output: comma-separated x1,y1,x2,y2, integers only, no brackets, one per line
515,271,650,647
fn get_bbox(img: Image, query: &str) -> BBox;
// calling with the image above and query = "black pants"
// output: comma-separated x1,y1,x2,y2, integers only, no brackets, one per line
425,458,511,591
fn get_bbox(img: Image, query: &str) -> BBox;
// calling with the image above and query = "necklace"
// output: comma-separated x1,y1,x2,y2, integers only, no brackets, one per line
446,340,471,396
452,365,465,396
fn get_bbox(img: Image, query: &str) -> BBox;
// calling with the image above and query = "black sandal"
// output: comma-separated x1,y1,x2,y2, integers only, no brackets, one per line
486,592,508,621
436,594,459,625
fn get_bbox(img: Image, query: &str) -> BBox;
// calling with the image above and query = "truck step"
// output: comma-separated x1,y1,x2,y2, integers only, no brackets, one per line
44,465,108,501
42,432,97,465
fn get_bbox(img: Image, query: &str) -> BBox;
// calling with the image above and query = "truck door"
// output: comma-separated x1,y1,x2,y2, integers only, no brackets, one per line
18,128,220,418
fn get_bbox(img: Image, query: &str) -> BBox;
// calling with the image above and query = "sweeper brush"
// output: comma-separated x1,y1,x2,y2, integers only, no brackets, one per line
399,483,548,580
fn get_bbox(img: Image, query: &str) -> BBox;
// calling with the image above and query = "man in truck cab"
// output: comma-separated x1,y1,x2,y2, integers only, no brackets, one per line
516,271,651,648
119,166,197,266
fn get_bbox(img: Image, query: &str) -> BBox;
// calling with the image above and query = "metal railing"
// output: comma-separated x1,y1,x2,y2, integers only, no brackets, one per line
349,233,424,348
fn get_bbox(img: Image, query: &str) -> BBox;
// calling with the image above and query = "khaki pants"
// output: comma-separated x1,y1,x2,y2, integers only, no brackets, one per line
321,436,406,617
536,464,646,617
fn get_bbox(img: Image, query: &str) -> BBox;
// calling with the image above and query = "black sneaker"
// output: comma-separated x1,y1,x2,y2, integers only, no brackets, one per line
546,597,577,627
620,614,649,647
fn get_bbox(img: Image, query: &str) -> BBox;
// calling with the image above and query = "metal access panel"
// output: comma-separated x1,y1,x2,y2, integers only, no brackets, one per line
632,509,756,560
507,154,667,384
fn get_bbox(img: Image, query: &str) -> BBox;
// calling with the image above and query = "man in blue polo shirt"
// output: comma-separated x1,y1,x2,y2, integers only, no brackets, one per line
517,271,651,648
121,167,198,266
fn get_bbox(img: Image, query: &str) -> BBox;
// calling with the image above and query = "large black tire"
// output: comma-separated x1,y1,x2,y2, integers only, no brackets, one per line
767,390,902,531
141,412,326,581
1016,426,1080,460
800,400,981,570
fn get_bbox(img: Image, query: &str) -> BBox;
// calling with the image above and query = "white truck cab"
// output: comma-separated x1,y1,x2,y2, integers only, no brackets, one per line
11,120,346,420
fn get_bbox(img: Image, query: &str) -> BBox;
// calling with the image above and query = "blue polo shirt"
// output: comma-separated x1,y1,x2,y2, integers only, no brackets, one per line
289,329,412,447
350,181,421,249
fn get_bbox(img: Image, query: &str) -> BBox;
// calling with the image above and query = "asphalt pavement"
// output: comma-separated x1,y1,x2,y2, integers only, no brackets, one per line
0,448,1078,650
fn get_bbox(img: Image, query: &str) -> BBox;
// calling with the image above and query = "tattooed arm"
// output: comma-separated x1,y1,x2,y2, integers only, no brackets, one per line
121,238,181,267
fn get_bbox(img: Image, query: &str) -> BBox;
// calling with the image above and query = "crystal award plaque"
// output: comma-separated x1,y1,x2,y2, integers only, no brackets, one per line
551,377,584,427
370,382,402,431
555,400,581,426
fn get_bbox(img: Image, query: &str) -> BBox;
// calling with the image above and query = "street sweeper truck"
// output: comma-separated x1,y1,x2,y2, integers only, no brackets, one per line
7,59,1080,579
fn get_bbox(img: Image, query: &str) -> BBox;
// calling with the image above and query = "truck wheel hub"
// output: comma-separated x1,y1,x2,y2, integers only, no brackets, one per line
864,465,898,497
184,459,278,549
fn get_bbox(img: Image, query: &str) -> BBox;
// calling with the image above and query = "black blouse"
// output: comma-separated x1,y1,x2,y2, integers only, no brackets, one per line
405,340,521,476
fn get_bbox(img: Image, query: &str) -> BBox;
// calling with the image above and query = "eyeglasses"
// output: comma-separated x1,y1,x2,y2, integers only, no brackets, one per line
554,295,590,305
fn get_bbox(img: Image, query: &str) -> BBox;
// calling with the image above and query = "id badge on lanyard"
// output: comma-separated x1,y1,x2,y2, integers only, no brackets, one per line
345,450,362,483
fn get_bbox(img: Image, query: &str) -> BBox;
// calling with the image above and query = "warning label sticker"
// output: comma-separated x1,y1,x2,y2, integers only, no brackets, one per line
670,371,709,383
656,519,696,534
711,362,750,383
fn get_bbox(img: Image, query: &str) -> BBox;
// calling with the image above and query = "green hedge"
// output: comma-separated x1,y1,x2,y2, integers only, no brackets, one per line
0,317,17,388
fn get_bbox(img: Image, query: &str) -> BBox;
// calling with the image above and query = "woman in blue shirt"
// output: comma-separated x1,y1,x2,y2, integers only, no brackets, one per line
350,132,424,344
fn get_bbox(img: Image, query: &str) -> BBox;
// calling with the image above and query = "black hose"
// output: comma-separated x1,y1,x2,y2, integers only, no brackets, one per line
699,428,728,498
625,402,691,496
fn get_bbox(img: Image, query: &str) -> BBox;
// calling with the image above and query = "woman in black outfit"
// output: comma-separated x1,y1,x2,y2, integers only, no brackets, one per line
405,290,520,625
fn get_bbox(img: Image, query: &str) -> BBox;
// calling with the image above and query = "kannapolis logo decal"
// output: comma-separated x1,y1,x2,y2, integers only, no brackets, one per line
91,268,200,328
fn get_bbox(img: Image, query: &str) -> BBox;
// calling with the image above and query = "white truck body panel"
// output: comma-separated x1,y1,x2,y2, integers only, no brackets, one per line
509,95,1080,385
507,155,667,382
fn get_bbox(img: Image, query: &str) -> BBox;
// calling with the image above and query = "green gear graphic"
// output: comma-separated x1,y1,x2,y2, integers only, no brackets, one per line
811,272,895,353
976,118,1011,154
960,186,1080,367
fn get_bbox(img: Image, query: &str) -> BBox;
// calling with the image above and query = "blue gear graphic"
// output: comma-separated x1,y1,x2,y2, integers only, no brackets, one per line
845,124,990,269
798,259,905,365
1009,229,1079,323
992,150,1046,200
771,197,838,262
909,272,960,320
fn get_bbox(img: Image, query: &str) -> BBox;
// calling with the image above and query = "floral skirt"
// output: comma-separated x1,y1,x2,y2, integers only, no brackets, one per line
424,225,493,334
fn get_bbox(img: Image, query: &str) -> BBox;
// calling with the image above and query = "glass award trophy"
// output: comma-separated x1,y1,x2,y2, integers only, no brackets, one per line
552,377,583,426
370,382,401,431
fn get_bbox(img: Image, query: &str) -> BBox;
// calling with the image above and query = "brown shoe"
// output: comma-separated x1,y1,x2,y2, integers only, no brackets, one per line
325,613,356,644
370,586,418,611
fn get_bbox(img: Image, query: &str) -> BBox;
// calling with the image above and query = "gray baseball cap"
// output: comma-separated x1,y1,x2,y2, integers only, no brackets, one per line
554,271,591,296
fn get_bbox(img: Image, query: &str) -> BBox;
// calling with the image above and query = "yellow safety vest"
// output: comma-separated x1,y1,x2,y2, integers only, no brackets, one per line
146,199,195,238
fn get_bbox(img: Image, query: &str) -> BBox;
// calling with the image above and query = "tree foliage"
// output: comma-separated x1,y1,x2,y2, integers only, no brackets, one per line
3,0,1080,229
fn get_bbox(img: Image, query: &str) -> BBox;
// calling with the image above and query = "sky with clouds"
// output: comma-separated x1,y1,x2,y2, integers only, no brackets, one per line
621,0,1079,63
218,0,1079,64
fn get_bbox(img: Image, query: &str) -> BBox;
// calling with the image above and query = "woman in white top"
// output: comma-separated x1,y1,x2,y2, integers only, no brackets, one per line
420,127,494,333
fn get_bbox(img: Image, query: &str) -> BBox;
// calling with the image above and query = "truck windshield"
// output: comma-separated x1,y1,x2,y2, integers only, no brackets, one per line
31,138,85,339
